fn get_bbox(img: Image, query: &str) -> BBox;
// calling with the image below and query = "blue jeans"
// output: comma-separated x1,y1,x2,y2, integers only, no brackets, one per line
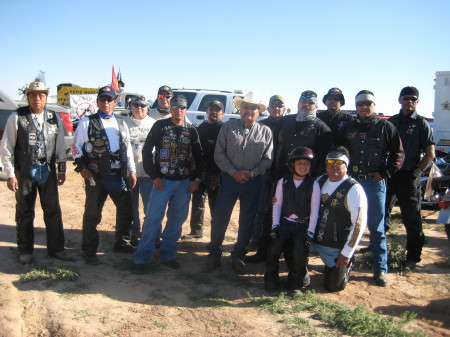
207,174,262,261
130,176,153,238
359,178,388,272
134,178,191,264
314,244,341,268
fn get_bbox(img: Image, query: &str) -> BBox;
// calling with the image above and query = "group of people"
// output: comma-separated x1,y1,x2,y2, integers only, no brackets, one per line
0,80,434,292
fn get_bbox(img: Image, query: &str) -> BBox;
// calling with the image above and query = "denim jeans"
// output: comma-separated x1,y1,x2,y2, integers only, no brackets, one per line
130,176,153,238
207,174,262,261
359,177,388,272
134,178,191,264
314,244,341,268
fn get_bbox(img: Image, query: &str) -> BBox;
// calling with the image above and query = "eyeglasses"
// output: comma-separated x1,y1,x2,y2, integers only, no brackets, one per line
132,103,147,108
356,101,373,107
171,105,187,110
326,97,340,102
269,103,284,108
241,103,260,111
402,96,418,102
158,94,172,99
98,96,114,102
326,159,345,165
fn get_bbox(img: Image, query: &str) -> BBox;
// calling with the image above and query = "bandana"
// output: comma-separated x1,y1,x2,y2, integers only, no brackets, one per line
326,151,349,166
98,110,117,119
296,109,317,122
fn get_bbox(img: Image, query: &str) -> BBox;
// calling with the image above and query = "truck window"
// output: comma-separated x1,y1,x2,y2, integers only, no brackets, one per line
198,95,226,112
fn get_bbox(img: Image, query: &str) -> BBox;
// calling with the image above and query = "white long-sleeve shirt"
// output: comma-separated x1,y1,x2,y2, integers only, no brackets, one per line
319,174,368,258
72,115,136,173
272,177,321,233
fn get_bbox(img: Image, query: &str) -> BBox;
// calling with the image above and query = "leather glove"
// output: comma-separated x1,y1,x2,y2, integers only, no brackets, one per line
270,225,280,240
305,231,314,250
412,168,423,179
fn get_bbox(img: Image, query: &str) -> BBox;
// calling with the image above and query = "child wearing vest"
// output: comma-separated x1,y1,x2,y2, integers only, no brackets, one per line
264,147,321,292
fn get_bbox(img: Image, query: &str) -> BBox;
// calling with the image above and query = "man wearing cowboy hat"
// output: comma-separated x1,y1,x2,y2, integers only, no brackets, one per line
72,85,137,264
317,88,354,144
274,90,333,178
0,81,72,264
205,91,273,273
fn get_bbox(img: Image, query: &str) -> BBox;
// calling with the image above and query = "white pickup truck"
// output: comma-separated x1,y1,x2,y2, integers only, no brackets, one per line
168,88,267,127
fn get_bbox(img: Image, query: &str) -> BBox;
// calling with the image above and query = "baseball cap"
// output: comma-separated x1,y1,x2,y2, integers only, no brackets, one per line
98,86,117,98
158,85,173,95
208,100,224,111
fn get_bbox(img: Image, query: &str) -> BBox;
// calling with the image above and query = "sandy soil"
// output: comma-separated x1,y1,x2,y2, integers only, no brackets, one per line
0,166,449,337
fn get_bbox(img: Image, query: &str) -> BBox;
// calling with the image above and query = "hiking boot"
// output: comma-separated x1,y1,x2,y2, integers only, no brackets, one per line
132,263,145,274
231,259,247,274
181,233,203,240
18,253,33,265
245,252,266,263
82,253,100,265
204,257,221,272
401,259,417,271
161,259,181,269
373,272,388,287
49,251,76,262
113,242,136,254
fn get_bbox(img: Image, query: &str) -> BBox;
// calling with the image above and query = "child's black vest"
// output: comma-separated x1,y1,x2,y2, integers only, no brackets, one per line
281,175,315,221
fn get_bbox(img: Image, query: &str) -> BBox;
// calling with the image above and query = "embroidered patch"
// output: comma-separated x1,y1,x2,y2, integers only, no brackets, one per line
160,149,169,159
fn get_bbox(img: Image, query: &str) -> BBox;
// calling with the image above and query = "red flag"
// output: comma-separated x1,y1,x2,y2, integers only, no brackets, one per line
111,65,119,92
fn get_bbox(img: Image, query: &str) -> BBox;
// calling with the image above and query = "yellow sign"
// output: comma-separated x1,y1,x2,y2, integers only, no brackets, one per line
57,86,99,104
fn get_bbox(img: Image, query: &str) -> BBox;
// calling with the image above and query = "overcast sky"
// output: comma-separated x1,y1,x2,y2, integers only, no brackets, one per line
2,0,449,117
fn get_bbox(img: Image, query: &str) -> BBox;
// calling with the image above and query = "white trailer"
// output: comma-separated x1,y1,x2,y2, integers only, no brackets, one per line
433,71,450,154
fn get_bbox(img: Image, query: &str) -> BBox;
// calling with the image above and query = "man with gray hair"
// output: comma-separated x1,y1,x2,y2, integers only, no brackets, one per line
1,81,71,264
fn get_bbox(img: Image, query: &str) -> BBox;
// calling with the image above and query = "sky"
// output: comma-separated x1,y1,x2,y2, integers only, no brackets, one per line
1,0,449,118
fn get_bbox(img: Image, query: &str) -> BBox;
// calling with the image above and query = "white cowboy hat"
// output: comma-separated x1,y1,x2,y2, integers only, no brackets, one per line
234,91,266,112
25,81,49,95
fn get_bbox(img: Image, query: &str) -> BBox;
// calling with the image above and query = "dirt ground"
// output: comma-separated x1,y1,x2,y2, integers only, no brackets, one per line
0,166,449,337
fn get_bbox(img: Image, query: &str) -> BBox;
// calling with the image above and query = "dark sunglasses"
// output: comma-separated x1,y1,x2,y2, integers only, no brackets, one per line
326,97,340,102
158,94,172,99
241,103,260,111
132,103,147,108
269,103,284,108
356,101,373,107
171,105,187,110
99,96,114,102
402,96,418,102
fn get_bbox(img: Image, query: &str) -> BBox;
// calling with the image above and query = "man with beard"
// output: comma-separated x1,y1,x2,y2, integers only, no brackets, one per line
387,87,434,270
205,92,273,273
148,85,174,120
317,88,354,144
274,90,333,179
182,100,224,240
340,90,403,286
247,95,286,262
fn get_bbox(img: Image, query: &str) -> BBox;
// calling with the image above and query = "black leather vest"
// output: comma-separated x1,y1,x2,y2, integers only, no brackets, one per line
276,116,323,172
15,107,58,176
281,175,314,220
344,119,388,175
315,176,356,249
82,114,129,178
